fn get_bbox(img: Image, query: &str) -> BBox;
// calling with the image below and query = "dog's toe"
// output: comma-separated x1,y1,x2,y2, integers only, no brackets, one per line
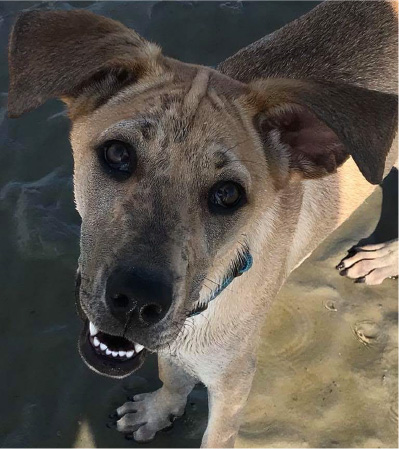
117,413,145,433
131,393,147,402
345,259,381,279
337,239,398,285
117,401,138,417
361,267,397,286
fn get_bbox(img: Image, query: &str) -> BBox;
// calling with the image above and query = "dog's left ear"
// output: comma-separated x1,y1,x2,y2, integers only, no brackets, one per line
8,10,162,119
248,79,397,185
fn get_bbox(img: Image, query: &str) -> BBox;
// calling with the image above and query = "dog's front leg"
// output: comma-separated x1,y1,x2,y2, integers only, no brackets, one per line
201,353,256,448
116,354,196,442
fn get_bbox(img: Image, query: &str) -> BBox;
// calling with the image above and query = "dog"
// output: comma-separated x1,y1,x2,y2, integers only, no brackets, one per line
7,1,398,447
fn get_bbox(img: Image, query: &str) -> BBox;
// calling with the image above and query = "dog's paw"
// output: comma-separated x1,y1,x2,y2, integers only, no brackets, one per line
115,389,186,442
336,239,398,285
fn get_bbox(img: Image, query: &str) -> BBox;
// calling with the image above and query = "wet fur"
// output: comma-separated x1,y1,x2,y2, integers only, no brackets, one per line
7,2,398,447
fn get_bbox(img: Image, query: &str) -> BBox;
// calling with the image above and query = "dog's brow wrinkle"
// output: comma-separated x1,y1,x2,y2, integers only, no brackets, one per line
106,75,175,109
207,88,225,111
183,69,210,113
171,69,210,143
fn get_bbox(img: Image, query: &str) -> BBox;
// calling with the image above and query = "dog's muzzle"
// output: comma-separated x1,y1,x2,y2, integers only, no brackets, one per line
74,249,253,378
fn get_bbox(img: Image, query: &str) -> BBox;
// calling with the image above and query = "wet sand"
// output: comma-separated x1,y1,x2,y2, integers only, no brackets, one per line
238,178,398,448
0,2,397,448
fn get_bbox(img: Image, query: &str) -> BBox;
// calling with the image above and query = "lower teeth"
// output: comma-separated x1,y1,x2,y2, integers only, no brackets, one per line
89,336,135,359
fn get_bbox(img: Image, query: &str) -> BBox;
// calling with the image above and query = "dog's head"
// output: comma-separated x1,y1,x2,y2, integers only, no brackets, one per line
8,10,397,378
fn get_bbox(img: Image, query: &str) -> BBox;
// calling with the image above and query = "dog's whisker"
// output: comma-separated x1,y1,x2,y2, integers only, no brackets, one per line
205,277,221,287
220,138,253,156
202,284,213,292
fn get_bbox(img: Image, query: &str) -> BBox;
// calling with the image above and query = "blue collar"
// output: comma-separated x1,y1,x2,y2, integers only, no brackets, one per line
190,252,253,317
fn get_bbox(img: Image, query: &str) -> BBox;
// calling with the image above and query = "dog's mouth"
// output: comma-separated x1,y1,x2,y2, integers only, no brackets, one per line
78,320,147,379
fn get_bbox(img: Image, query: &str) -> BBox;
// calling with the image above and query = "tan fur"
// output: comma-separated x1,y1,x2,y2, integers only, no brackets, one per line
337,159,377,225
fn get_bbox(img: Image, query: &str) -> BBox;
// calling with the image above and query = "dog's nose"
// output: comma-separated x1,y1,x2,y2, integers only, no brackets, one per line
106,267,173,325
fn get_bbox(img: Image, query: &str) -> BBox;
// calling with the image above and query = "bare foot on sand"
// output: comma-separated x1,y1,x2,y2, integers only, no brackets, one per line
336,239,398,285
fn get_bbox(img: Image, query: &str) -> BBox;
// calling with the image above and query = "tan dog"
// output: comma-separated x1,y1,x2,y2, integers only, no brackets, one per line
8,1,398,447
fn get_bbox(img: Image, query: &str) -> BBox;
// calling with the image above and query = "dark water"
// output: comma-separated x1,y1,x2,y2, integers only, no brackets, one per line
3,1,395,448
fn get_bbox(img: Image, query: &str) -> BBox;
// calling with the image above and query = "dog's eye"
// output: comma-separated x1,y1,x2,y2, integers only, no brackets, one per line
101,140,135,175
209,181,244,211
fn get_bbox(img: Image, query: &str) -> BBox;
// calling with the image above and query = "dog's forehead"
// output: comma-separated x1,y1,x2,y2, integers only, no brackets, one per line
71,66,252,169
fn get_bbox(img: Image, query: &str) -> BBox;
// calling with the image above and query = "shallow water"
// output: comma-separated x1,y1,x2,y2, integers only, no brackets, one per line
0,1,397,448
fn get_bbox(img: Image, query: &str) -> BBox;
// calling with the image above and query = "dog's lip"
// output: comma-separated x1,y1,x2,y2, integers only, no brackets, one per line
78,320,147,378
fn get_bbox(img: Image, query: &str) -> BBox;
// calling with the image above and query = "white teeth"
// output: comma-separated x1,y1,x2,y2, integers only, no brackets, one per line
89,322,98,336
90,326,140,360
135,343,144,353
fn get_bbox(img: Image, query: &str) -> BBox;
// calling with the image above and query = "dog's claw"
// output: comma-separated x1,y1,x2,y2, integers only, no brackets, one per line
108,411,118,419
339,269,348,276
106,421,117,429
354,277,366,283
336,262,345,270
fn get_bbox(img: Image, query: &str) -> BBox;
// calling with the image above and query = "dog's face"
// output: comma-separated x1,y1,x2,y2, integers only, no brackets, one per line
71,68,269,376
8,10,396,378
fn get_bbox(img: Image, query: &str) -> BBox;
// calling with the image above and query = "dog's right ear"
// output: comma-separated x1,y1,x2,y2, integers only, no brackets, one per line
246,78,397,185
8,10,162,119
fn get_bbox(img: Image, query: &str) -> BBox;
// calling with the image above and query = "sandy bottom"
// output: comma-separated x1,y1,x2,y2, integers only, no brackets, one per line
237,184,398,448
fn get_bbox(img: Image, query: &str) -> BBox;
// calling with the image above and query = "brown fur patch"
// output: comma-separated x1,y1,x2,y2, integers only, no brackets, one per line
8,10,162,118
